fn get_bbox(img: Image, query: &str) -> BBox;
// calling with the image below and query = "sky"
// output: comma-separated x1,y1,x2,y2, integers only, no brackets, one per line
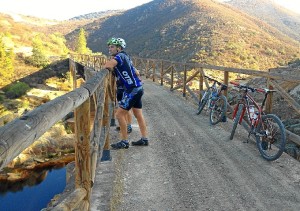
0,0,153,20
0,0,299,21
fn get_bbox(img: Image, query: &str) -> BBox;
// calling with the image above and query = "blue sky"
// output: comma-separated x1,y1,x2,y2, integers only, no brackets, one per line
0,0,299,21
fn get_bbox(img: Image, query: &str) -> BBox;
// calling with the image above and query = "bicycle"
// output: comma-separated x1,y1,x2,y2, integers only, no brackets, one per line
196,75,228,125
229,81,286,161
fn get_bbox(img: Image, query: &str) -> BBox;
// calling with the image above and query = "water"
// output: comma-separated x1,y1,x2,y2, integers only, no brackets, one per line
0,167,66,211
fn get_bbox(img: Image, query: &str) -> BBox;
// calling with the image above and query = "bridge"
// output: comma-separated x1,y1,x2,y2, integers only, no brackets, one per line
1,54,300,210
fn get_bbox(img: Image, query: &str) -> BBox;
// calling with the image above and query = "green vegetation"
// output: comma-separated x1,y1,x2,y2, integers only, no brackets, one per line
26,35,50,68
4,81,30,99
75,28,92,54
0,33,15,86
49,33,69,57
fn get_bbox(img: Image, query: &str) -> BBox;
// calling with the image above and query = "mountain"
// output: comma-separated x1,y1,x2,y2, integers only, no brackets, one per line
69,10,122,21
223,0,300,42
68,0,300,70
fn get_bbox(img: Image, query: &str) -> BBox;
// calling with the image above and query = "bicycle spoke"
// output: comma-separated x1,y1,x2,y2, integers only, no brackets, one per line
196,91,210,115
256,114,286,161
209,95,227,125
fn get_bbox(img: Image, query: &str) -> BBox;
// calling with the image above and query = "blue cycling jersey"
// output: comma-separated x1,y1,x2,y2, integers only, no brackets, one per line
113,51,142,90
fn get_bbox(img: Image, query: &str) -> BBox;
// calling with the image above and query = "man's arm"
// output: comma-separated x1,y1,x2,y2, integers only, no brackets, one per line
104,58,118,71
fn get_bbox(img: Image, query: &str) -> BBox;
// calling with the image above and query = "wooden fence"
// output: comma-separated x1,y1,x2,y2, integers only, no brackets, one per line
131,57,300,146
0,57,115,210
71,53,300,146
1,54,300,210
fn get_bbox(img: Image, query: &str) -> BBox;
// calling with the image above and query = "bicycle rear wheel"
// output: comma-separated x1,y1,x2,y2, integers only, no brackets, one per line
209,95,228,125
196,91,210,115
230,104,243,140
255,114,286,161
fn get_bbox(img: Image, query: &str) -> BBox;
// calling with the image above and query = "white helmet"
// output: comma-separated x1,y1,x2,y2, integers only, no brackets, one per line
107,37,126,49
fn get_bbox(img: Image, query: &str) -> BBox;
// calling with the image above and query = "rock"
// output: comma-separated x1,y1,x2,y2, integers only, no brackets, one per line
34,158,45,163
7,173,22,181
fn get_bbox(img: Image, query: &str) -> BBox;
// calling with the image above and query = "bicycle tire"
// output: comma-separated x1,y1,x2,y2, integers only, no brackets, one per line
255,114,286,161
230,104,243,140
196,91,210,115
209,95,228,125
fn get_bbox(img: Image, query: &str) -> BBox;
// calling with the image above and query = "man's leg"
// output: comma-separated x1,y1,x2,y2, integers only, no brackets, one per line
115,107,129,140
126,109,133,133
111,107,129,149
132,108,148,146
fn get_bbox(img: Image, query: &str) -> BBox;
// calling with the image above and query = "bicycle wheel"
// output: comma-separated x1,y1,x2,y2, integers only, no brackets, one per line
209,95,228,125
229,104,243,140
255,114,286,161
196,91,210,115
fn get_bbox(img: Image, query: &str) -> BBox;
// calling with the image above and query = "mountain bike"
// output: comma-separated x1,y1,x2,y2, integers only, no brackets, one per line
196,75,228,125
229,81,286,161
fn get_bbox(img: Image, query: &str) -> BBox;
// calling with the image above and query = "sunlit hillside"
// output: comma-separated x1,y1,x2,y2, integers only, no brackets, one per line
224,0,300,42
71,0,300,70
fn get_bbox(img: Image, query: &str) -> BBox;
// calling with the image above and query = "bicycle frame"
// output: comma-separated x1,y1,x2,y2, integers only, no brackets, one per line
232,85,269,128
203,76,227,105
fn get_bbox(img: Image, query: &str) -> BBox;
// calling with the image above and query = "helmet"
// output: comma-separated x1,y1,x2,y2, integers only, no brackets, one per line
107,37,126,49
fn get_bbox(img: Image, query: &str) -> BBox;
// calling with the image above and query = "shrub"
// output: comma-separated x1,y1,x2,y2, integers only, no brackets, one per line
5,82,30,99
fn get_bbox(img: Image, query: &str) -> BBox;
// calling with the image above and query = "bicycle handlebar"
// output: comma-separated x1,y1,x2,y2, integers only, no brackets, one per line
230,81,276,94
204,75,222,86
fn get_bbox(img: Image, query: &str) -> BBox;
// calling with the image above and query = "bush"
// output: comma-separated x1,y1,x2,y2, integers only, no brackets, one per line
5,82,30,99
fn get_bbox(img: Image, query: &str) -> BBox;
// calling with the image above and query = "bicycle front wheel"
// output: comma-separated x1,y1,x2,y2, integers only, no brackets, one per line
230,104,243,140
196,91,210,115
255,114,286,161
209,95,228,125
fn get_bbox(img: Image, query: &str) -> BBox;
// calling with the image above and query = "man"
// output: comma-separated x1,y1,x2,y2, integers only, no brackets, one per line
104,37,149,149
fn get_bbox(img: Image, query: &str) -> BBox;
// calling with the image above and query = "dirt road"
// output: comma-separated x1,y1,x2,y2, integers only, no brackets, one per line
92,80,300,211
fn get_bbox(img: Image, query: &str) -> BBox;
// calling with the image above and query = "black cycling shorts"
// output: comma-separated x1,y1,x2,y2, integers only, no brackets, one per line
119,86,144,110
116,88,125,102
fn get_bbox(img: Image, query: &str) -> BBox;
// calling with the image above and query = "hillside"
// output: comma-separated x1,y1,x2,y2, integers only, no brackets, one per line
0,13,91,46
69,0,300,70
224,0,300,42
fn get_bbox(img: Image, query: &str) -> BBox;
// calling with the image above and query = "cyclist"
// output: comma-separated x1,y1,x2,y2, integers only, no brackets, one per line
104,37,149,149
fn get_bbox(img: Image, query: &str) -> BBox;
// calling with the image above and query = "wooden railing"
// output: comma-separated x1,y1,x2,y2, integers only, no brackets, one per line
70,54,300,146
0,57,115,210
131,57,300,146
1,54,300,210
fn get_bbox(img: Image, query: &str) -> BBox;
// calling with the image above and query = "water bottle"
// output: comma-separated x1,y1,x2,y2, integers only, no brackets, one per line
249,105,255,119
249,105,257,125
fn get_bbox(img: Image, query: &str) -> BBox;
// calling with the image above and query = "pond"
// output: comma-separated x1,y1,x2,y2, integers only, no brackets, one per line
0,167,66,211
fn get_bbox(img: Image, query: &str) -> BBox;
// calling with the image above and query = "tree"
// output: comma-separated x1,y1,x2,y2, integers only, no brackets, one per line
0,34,14,87
75,28,91,54
50,32,69,56
28,35,49,68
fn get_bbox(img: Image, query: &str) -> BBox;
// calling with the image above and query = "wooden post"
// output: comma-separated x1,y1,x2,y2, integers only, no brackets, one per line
69,59,77,89
224,71,229,97
110,73,116,127
103,85,110,150
152,62,156,82
199,68,204,99
146,60,149,78
74,97,91,210
265,69,273,113
160,61,164,86
183,65,187,97
171,66,174,90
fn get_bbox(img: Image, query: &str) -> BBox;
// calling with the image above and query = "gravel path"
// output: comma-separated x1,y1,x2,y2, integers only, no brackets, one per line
92,80,300,211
